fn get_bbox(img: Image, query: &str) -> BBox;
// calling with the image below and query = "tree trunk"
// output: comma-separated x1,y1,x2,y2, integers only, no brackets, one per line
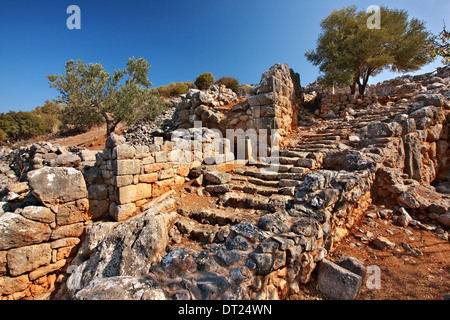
104,113,121,137
358,82,366,96
350,76,357,95
358,69,372,96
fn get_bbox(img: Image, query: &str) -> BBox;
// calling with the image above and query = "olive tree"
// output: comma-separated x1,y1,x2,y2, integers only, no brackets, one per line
48,57,164,136
305,6,433,95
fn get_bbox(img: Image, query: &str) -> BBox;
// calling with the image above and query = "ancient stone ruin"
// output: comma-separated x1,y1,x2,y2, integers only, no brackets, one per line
0,63,449,300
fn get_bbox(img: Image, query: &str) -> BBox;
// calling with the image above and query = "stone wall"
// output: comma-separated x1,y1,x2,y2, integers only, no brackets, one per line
97,129,237,222
174,64,302,150
317,93,379,119
0,127,239,299
0,167,90,300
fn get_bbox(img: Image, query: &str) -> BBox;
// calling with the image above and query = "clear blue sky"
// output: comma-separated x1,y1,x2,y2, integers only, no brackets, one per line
0,0,449,113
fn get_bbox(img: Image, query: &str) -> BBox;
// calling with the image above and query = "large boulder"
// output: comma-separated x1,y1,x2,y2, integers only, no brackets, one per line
27,167,87,206
318,259,362,300
73,276,167,300
63,199,176,298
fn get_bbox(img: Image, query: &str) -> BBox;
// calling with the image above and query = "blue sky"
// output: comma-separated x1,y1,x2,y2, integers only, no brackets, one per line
0,0,449,113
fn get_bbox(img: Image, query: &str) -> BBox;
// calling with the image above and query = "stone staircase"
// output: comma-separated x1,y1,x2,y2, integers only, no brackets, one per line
170,103,411,252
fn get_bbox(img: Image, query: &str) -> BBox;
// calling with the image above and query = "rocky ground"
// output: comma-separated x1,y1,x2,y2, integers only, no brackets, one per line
143,177,450,300
1,65,449,300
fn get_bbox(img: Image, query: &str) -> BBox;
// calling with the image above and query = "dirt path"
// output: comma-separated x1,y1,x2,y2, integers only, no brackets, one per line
48,124,127,151
289,204,450,300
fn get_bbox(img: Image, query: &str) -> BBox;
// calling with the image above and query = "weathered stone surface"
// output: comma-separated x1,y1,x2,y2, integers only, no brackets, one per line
204,171,231,184
152,179,174,197
403,132,423,182
247,252,274,275
437,212,450,227
367,121,401,138
54,198,89,226
114,159,141,176
20,206,55,224
55,153,81,167
64,201,175,298
113,144,136,160
51,222,85,240
88,184,108,201
336,255,366,280
414,93,444,107
0,251,6,275
205,184,230,193
117,183,152,205
29,259,66,280
105,133,126,148
110,202,137,222
248,92,275,107
7,182,29,194
318,259,362,300
7,243,52,276
27,167,87,206
0,274,30,295
79,149,97,162
0,213,51,250
73,276,167,300
291,217,319,238
371,236,395,251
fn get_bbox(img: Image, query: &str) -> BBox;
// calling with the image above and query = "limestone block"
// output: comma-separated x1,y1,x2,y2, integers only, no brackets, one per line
248,92,275,107
154,151,169,163
117,183,152,205
27,167,87,206
7,243,52,276
113,144,136,160
51,223,85,240
53,198,89,226
318,259,362,300
152,179,174,197
114,159,141,176
139,173,158,183
0,213,52,250
20,206,55,224
115,175,133,188
110,202,137,222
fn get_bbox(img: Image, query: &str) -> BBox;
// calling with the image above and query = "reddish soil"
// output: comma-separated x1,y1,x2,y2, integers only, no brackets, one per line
290,204,450,300
330,205,450,300
47,124,127,151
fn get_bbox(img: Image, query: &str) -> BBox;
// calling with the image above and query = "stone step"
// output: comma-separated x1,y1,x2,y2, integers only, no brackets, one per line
175,216,228,244
289,146,334,153
220,192,276,212
295,140,339,146
300,132,343,138
252,162,293,172
297,135,341,142
230,180,280,197
246,176,280,188
241,167,281,180
189,207,258,226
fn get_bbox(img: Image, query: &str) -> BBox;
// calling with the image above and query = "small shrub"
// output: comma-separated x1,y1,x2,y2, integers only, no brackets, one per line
216,76,240,93
195,72,215,90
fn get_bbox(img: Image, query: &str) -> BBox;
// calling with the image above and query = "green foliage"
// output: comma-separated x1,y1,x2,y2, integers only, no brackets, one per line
0,111,50,142
305,6,433,95
0,129,7,143
157,81,193,98
216,76,240,93
32,100,63,133
429,24,450,65
48,57,164,136
194,72,215,90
